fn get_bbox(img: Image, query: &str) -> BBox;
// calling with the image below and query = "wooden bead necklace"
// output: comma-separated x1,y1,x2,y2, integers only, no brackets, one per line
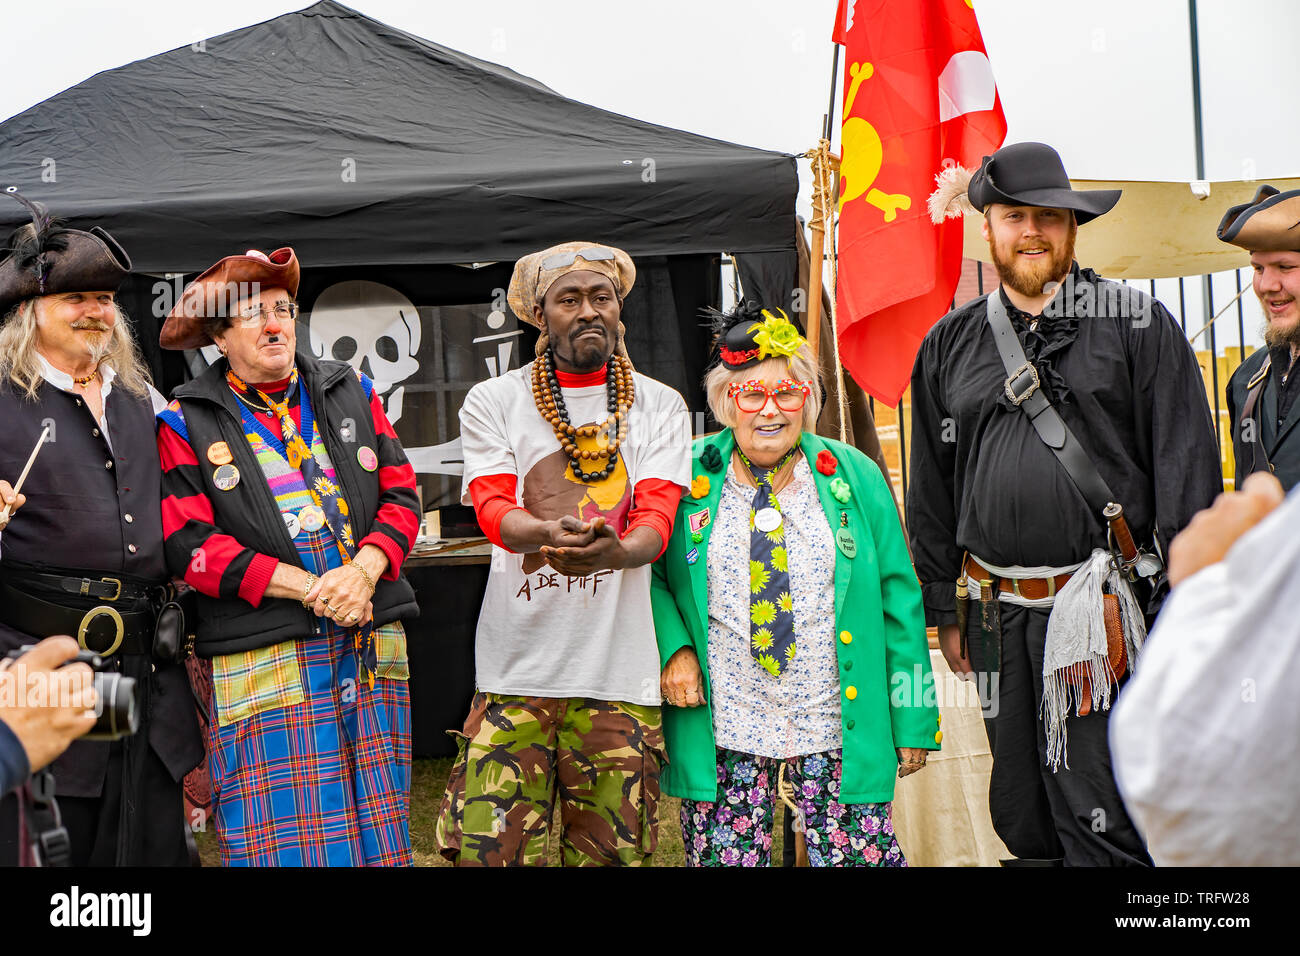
530,348,635,483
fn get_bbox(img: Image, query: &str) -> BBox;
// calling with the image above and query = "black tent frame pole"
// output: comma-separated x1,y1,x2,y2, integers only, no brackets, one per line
824,44,841,142
1189,0,1220,445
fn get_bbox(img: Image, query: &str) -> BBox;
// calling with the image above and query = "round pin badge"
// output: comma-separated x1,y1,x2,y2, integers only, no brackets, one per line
754,507,782,533
357,446,378,471
282,511,302,538
212,463,240,491
835,527,857,559
299,505,326,532
207,441,233,465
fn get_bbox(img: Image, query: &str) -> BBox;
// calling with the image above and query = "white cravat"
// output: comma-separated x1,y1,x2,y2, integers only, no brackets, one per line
34,353,167,451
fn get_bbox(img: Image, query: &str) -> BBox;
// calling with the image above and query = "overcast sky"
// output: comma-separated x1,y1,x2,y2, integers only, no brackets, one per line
1,0,1295,343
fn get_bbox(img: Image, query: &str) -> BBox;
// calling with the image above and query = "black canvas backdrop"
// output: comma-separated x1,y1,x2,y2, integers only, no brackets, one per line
0,1,795,272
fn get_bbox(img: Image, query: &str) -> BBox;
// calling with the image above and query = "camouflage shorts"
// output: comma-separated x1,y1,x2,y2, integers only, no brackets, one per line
435,692,665,867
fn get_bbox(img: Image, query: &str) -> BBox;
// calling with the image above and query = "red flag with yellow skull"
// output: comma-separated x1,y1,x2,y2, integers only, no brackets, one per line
831,0,1006,405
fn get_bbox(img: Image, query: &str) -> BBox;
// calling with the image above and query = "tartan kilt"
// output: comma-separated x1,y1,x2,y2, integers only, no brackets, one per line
206,620,412,866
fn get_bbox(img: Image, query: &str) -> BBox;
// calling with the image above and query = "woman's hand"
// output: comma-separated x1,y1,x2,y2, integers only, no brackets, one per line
308,564,374,627
660,647,705,707
897,747,928,778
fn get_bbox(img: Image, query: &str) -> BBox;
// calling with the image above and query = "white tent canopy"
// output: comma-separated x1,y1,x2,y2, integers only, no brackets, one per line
963,177,1300,280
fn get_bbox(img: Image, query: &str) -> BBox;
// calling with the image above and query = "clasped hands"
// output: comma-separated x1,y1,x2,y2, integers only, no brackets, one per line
539,514,629,575
304,562,376,626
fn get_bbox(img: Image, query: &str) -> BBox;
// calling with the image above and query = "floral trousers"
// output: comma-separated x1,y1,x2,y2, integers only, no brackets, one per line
679,747,906,867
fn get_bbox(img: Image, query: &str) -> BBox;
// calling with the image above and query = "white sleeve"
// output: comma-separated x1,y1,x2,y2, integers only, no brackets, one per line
458,380,519,505
630,383,692,489
1110,490,1300,866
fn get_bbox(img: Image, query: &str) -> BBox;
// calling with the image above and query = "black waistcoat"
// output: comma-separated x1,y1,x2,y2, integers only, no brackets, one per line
0,377,201,797
170,349,418,658
1228,347,1300,492
0,378,164,578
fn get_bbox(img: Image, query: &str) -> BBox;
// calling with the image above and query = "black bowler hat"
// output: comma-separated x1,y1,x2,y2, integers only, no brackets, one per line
0,187,132,318
967,142,1121,225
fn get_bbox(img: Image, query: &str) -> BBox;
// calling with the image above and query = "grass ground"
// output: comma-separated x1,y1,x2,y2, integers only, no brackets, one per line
197,757,786,867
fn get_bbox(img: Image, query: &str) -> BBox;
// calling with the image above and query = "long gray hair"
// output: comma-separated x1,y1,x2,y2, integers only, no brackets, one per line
0,298,153,399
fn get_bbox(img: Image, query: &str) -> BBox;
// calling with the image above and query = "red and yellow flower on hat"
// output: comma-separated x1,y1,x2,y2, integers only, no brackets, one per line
690,475,711,499
815,450,838,475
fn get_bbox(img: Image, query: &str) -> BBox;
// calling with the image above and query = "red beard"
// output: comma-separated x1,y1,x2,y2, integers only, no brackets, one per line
990,227,1077,299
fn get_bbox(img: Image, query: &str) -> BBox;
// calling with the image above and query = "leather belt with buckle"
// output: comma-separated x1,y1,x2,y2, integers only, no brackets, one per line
0,577,151,658
963,556,1073,602
77,606,125,656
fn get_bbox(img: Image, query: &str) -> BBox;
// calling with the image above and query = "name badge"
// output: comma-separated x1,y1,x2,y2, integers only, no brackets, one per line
754,507,782,533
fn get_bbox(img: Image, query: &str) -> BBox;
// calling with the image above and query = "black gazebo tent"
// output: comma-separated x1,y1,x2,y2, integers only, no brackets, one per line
0,1,797,504
0,1,794,269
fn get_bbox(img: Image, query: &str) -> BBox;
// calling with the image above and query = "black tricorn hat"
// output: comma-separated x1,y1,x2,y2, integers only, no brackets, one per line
1217,185,1300,253
967,142,1121,225
0,187,132,318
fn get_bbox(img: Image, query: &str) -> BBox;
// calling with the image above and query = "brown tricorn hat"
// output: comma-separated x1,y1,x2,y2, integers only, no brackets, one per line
0,186,132,318
1217,185,1300,253
159,247,301,350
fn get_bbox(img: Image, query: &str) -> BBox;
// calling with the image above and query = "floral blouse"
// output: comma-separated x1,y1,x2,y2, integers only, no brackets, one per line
706,451,841,759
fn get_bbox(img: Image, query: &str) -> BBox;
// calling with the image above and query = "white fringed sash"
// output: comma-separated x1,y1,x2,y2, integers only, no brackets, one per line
1040,548,1147,770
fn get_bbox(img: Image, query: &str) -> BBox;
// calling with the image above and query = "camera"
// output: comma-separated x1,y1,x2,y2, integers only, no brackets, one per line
4,646,139,740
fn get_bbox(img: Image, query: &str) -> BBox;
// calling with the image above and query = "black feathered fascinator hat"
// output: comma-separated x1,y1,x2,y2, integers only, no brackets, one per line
705,299,808,371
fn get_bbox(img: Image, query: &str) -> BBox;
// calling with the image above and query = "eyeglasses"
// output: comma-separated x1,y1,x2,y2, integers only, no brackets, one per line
539,246,616,272
727,379,813,413
234,302,299,327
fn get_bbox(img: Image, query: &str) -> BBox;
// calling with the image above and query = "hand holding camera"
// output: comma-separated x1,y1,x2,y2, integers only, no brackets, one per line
0,636,100,776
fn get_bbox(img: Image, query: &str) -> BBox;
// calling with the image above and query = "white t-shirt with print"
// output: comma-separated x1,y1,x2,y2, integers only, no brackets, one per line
459,362,691,705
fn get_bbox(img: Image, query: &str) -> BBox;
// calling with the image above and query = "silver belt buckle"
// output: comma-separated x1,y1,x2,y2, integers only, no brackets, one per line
1004,362,1041,406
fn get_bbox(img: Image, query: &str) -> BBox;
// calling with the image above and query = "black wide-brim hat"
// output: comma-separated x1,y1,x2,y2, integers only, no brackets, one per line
0,187,132,318
967,142,1121,225
1217,185,1300,252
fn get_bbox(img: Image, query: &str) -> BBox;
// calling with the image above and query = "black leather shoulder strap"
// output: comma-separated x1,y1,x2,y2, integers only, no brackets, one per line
1240,353,1273,475
985,292,1117,517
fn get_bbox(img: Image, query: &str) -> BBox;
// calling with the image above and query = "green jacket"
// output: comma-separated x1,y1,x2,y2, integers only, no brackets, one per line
650,429,940,804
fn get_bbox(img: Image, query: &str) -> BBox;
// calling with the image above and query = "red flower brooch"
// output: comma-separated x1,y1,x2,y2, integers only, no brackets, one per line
815,450,838,476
